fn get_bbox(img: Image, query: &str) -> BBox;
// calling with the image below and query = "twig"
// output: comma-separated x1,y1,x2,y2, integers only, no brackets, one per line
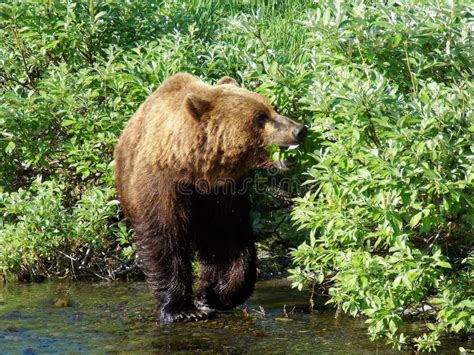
363,109,382,148
10,24,37,91
356,39,382,149
282,304,295,318
309,279,316,312
356,37,371,84
56,250,78,279
253,305,266,317
0,70,30,89
369,121,382,148
113,263,139,276
273,215,288,233
85,269,111,281
252,26,286,79
335,302,343,319
403,42,417,95
57,250,79,261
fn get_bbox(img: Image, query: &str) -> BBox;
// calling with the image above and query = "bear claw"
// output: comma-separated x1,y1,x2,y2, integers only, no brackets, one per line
194,299,213,312
159,309,212,323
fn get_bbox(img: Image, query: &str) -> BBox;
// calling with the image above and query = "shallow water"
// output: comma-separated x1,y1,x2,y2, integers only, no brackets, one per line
0,279,470,354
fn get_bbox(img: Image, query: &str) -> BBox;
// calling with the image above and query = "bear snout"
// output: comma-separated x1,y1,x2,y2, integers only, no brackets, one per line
267,115,307,147
292,124,307,143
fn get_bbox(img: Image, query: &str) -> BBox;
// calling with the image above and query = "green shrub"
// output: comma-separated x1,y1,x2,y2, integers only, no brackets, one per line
0,0,472,351
0,0,314,281
0,177,131,279
289,1,473,351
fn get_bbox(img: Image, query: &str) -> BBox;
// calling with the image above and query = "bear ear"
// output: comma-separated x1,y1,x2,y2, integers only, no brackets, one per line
217,76,240,87
184,93,211,121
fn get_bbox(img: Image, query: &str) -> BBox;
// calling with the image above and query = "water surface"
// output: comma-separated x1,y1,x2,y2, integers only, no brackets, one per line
0,280,470,354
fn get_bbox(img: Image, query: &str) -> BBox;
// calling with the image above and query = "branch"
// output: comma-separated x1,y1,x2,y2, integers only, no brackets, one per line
403,42,417,95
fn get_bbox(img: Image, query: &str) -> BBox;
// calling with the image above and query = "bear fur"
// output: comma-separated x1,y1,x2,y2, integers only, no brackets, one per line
114,73,306,322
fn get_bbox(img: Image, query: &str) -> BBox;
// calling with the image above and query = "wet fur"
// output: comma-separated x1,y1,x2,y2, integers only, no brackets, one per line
114,73,298,322
114,74,260,322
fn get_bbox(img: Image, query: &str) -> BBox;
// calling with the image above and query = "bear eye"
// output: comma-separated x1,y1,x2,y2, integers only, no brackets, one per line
256,113,267,128
274,105,280,113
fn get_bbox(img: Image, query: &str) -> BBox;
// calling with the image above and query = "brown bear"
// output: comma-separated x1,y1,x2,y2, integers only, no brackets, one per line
114,73,306,323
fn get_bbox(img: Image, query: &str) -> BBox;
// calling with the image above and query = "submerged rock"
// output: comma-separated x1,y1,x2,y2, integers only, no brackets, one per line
53,298,74,308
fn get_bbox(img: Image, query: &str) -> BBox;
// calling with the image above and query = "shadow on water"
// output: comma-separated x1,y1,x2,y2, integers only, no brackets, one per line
0,280,471,354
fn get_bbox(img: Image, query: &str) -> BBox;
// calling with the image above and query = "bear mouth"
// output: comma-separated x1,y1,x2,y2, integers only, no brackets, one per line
271,158,295,172
278,144,299,149
255,147,297,172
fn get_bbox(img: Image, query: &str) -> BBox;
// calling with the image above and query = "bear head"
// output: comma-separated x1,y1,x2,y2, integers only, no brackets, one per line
181,76,306,185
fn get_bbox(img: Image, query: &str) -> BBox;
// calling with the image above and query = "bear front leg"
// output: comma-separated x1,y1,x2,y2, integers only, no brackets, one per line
157,253,209,323
135,231,209,323
197,242,256,311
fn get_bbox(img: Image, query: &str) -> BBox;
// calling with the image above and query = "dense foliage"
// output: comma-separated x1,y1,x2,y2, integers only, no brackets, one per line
288,1,474,352
0,0,472,351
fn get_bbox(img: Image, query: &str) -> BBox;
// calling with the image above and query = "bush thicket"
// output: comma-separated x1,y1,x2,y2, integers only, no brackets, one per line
0,0,472,351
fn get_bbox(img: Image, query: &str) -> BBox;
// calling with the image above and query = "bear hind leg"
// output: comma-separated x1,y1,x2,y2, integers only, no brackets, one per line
197,245,256,311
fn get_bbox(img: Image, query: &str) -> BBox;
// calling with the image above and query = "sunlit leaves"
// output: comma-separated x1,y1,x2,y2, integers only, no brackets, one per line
289,0,473,352
0,0,472,350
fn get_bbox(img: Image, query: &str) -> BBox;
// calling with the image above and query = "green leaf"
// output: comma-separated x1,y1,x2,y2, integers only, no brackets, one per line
409,212,423,228
62,120,76,127
392,34,402,48
5,141,15,154
268,61,278,76
436,261,452,269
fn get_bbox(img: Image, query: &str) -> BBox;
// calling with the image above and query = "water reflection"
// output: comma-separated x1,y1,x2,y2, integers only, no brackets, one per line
0,280,470,353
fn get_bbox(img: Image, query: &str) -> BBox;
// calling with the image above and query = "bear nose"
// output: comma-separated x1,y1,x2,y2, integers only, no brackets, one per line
292,125,307,143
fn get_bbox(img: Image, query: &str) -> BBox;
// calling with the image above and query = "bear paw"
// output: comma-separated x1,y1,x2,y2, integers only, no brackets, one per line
194,299,214,312
159,308,212,323
195,296,233,311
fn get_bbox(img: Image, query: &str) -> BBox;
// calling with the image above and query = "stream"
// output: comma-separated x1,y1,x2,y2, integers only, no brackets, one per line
0,279,471,354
